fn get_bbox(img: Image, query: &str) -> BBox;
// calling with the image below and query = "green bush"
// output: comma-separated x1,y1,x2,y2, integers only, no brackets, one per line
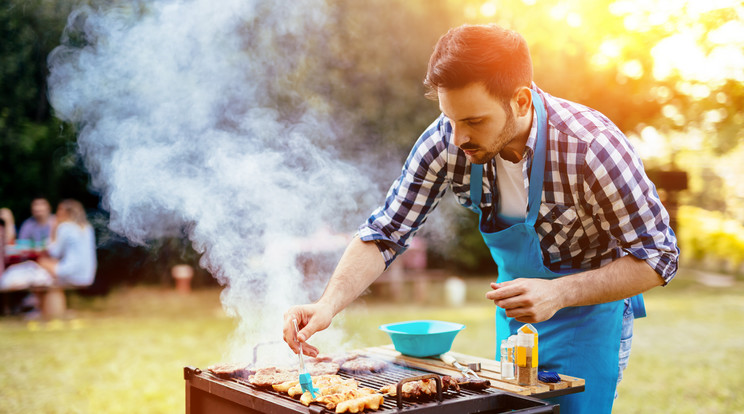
677,206,744,273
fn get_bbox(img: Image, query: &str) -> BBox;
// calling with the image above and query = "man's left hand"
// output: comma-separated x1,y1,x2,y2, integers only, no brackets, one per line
485,279,563,323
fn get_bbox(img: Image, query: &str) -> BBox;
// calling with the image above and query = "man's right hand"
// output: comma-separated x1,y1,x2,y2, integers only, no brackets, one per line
282,303,334,357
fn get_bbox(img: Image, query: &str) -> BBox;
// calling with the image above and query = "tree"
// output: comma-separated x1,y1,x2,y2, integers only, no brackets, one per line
0,1,93,218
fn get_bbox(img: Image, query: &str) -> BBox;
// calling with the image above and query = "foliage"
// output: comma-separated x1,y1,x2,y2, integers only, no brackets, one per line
0,1,93,217
677,205,744,272
1,0,743,288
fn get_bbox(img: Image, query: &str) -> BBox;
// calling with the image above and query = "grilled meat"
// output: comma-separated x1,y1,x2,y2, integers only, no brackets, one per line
306,361,341,376
380,375,459,399
442,376,460,393
340,357,388,374
272,380,299,393
453,376,491,390
331,351,365,366
289,375,348,400
272,372,381,412
316,388,378,410
207,362,254,380
248,367,298,387
335,393,384,413
247,362,339,387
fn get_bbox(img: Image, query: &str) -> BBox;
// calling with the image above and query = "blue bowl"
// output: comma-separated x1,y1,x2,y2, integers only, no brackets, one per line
379,320,465,358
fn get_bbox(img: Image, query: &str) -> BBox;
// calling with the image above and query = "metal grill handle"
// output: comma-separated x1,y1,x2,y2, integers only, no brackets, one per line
395,373,443,410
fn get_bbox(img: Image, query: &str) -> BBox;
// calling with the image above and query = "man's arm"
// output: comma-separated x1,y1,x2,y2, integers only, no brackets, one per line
283,116,455,355
283,236,385,356
486,255,664,323
316,236,386,318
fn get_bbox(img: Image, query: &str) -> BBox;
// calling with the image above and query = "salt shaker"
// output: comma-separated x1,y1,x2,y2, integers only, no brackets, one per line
500,336,516,380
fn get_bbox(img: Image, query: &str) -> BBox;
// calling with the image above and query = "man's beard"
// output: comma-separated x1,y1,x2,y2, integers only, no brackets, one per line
466,105,518,164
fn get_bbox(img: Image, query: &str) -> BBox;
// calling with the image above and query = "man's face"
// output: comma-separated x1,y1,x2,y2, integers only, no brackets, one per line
438,82,517,165
31,199,51,222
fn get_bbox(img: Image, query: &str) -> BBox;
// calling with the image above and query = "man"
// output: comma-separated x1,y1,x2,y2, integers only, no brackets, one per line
283,24,678,413
18,198,56,244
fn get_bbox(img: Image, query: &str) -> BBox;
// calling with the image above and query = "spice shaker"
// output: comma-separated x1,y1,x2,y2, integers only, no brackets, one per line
500,336,516,380
516,324,538,386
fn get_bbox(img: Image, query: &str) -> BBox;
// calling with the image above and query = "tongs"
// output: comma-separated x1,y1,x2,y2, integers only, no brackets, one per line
292,319,319,398
440,352,480,378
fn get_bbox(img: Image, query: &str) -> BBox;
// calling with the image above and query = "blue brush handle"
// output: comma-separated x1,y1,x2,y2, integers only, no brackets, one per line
537,370,561,383
299,372,319,398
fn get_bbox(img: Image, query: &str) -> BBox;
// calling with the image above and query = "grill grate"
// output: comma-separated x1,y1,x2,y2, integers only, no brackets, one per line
209,363,527,413
188,363,558,414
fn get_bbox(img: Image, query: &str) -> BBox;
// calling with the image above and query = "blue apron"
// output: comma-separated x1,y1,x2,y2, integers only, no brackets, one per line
468,90,645,413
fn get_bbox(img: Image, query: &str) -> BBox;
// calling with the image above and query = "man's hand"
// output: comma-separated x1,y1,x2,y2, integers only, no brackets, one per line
282,303,334,357
485,279,563,323
485,256,665,323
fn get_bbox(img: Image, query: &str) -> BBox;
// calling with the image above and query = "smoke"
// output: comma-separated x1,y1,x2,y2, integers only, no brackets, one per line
47,0,381,363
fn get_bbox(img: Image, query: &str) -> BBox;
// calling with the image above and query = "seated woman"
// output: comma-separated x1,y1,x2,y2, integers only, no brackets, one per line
0,207,17,245
37,199,97,287
1,199,96,290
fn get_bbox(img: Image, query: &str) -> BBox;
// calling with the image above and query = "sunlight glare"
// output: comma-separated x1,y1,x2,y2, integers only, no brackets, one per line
620,60,644,79
480,2,497,18
629,126,669,162
464,5,478,20
566,12,582,27
611,0,744,84
651,33,705,80
591,39,623,68
662,104,685,127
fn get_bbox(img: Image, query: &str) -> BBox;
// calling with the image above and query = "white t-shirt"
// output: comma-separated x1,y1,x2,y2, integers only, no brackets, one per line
495,153,528,226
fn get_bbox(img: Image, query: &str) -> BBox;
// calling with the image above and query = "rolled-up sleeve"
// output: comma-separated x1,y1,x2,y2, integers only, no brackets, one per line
583,129,679,284
358,116,452,268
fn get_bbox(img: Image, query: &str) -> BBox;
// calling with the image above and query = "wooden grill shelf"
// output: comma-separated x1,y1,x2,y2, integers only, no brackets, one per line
363,345,585,399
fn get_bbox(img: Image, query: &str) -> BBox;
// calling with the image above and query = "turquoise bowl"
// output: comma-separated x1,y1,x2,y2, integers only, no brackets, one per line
379,320,465,358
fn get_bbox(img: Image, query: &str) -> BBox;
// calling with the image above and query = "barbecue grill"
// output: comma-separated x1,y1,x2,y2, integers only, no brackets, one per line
184,361,562,413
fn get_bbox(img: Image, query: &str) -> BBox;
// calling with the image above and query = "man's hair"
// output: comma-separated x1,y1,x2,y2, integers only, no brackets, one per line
424,24,533,104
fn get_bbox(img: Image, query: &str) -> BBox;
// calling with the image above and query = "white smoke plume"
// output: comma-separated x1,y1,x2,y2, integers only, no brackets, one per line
47,0,382,363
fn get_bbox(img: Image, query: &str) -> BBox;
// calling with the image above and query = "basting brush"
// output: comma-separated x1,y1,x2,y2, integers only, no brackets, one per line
292,318,319,398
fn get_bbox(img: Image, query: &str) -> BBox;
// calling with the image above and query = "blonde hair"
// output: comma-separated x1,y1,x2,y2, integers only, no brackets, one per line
58,199,89,228
0,208,16,243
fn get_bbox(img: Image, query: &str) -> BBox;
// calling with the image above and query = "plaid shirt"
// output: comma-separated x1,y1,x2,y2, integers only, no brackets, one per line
358,85,679,283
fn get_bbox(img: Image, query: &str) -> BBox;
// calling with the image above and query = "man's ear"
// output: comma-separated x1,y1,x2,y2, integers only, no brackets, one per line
512,86,533,118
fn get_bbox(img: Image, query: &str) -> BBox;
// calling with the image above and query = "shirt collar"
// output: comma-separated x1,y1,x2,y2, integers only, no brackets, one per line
522,100,539,161
522,83,547,162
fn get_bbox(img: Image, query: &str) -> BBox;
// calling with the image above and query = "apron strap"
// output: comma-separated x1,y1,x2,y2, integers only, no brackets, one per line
631,294,646,318
525,89,547,226
470,163,483,209
468,90,547,224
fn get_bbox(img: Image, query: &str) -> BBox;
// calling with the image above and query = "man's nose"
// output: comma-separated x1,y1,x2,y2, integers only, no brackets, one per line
452,124,469,148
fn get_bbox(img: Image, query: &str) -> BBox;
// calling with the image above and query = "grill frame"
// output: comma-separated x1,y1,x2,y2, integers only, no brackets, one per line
184,364,560,414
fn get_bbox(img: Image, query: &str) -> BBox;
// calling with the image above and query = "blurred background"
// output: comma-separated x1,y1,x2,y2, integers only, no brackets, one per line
1,0,742,413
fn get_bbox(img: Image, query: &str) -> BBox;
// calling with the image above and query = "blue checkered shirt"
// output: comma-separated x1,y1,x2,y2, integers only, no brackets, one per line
358,85,679,283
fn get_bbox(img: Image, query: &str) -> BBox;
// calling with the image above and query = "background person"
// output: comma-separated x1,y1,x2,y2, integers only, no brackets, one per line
282,24,678,414
18,198,56,245
0,208,16,245
1,199,96,292
37,199,97,287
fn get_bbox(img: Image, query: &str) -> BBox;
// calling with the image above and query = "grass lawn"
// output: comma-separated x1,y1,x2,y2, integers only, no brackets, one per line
0,267,742,413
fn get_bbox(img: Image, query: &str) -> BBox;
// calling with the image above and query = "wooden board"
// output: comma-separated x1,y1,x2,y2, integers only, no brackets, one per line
446,350,585,389
361,345,584,396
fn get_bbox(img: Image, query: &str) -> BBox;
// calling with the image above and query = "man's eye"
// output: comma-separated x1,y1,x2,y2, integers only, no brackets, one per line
467,119,482,126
